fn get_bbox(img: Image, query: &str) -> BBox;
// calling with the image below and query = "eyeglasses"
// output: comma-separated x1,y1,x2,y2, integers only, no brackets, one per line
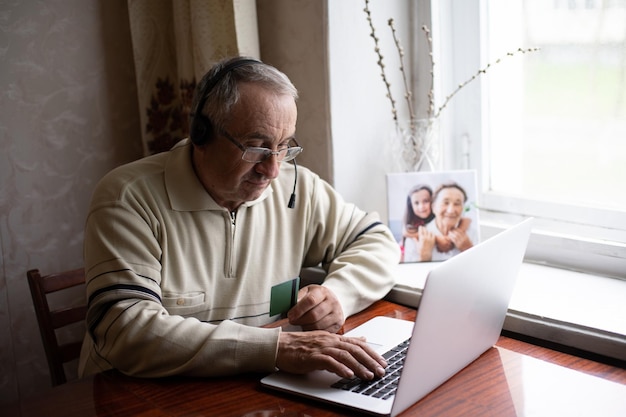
221,130,303,163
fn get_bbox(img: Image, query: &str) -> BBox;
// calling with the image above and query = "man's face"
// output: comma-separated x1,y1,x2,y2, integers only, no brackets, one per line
192,82,298,211
433,187,465,230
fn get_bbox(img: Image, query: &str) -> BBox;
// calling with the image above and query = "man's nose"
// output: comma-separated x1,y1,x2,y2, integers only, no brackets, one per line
255,154,281,179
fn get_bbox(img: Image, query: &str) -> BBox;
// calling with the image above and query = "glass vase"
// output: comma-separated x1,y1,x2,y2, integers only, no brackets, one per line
389,118,441,172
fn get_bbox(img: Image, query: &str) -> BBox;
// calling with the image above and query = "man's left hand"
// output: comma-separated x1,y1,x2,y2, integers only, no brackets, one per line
287,285,345,333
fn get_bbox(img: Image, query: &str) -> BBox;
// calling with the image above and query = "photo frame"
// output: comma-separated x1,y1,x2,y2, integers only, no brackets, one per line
386,170,480,263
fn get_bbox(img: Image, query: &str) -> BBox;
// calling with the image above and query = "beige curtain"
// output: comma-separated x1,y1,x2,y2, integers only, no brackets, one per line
128,0,260,155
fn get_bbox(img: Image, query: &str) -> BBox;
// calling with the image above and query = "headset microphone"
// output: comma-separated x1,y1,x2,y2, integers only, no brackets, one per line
288,159,298,209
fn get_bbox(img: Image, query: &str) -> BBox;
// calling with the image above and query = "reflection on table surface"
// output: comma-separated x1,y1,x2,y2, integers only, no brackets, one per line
498,347,626,416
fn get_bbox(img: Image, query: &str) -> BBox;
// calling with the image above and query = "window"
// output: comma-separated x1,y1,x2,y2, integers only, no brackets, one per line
430,0,626,278
488,0,626,211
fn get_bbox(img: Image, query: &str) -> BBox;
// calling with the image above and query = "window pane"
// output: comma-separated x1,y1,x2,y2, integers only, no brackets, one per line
486,0,626,212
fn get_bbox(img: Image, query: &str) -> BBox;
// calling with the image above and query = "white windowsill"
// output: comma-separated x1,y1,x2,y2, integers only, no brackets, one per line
386,262,626,362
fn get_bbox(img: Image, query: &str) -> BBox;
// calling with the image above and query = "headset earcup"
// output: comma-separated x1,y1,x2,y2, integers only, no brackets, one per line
190,114,212,146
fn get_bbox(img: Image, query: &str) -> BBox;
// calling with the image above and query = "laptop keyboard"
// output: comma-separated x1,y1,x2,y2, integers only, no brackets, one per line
331,338,411,400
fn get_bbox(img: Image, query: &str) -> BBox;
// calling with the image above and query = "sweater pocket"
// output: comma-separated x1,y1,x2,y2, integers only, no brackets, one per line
162,291,206,315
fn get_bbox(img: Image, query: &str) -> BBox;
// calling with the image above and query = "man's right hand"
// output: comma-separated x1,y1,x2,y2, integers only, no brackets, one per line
275,331,387,381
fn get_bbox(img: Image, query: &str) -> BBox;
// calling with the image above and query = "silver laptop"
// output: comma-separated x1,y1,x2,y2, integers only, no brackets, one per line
261,218,533,416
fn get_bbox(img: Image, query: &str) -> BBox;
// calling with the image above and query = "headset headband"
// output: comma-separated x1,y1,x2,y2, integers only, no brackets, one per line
194,58,262,117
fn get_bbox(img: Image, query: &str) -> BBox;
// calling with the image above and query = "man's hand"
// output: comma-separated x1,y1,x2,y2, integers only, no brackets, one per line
276,331,387,381
287,285,345,333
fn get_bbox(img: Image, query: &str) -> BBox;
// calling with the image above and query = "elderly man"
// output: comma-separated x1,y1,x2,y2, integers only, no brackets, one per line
79,57,400,382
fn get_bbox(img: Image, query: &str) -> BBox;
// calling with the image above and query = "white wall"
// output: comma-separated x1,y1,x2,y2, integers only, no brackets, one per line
328,1,413,222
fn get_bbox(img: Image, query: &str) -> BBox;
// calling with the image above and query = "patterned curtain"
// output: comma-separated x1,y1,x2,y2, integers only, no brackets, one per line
127,0,260,155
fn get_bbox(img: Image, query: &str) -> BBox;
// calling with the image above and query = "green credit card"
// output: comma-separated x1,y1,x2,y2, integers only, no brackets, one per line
269,276,300,316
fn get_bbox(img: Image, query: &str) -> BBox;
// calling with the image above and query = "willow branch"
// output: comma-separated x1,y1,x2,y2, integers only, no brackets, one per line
364,0,398,128
388,18,415,128
434,47,540,118
422,25,435,119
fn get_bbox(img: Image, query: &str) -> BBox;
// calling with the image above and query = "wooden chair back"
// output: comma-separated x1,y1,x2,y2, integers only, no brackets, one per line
27,268,87,386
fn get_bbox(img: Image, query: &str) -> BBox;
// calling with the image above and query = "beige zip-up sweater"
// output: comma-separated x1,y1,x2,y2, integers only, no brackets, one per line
78,139,399,378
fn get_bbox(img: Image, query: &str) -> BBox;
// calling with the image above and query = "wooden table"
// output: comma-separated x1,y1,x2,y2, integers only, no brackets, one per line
10,300,626,416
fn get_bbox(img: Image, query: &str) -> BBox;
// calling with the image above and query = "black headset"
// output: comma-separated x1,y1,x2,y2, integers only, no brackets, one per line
189,58,261,146
189,58,299,209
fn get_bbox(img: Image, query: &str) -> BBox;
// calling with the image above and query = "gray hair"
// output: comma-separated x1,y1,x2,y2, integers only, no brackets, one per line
191,56,298,135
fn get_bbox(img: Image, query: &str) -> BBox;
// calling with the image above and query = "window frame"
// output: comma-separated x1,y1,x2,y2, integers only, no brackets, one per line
421,0,626,280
